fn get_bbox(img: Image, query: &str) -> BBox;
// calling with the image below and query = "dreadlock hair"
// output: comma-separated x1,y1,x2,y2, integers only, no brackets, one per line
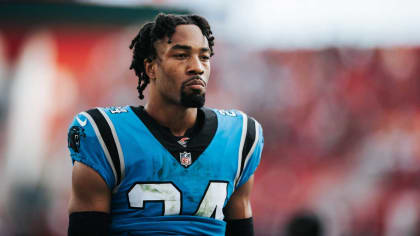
129,13,215,100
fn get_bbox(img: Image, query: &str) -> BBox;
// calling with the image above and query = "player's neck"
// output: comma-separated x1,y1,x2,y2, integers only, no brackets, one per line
144,101,197,137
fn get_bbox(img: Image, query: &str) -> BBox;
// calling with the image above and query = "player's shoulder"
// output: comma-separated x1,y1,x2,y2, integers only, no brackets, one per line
206,108,263,139
208,108,261,125
101,105,131,115
69,105,132,129
208,108,243,120
74,105,131,119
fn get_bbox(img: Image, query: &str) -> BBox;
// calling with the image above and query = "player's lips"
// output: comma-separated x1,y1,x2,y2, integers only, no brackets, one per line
184,76,206,88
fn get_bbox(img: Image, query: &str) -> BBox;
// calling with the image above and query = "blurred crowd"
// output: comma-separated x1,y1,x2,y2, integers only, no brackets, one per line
239,47,420,235
0,25,420,236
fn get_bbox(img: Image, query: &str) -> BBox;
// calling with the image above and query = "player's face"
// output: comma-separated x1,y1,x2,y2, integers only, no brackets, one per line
153,24,211,108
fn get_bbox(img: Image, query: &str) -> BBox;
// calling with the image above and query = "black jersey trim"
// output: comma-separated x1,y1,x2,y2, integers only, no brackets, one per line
130,106,218,168
236,119,260,188
238,116,256,179
86,108,122,186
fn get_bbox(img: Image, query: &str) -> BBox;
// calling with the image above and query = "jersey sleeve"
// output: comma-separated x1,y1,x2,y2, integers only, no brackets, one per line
236,119,264,189
67,112,116,189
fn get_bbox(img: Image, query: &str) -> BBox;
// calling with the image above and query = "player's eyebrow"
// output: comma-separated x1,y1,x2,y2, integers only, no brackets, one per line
171,44,191,51
200,47,211,53
170,44,210,53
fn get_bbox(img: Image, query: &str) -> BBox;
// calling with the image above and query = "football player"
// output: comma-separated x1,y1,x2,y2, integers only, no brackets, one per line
67,13,263,236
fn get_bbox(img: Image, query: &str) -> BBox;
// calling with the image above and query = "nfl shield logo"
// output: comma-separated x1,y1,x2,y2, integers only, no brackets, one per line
179,151,192,167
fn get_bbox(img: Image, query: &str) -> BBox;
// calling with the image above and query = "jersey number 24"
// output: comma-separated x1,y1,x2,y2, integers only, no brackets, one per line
128,181,228,220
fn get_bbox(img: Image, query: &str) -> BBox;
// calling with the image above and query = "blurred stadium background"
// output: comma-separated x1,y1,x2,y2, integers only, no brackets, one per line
1,1,420,235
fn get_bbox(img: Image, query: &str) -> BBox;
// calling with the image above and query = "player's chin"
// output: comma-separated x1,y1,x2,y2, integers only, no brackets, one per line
180,90,206,108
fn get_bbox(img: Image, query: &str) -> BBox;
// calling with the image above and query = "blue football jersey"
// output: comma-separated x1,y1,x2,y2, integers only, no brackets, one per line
67,105,264,236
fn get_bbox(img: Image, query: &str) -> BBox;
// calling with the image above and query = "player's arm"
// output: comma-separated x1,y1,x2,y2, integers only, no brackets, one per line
224,175,255,236
68,161,112,236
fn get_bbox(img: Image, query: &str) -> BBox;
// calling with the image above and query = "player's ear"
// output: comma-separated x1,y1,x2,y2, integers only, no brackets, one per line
144,58,156,81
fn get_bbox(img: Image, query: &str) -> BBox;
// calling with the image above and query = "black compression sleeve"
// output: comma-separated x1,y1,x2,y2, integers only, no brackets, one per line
225,217,254,236
68,211,111,236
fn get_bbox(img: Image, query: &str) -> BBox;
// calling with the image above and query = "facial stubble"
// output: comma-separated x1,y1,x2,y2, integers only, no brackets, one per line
180,85,206,108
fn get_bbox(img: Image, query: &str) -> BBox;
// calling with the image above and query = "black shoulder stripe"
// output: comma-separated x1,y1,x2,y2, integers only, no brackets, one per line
239,116,256,178
86,108,122,186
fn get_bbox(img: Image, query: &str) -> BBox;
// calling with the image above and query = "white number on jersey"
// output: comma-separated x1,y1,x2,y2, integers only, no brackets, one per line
128,183,181,215
128,181,228,220
218,110,237,117
194,181,227,220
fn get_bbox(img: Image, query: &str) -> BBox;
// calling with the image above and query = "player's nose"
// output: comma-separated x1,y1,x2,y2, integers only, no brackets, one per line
187,56,204,75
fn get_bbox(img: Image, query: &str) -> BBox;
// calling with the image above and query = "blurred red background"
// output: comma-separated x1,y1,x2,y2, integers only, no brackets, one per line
1,3,420,236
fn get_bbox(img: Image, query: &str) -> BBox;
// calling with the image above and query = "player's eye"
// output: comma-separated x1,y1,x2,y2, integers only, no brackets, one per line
200,55,210,61
174,54,188,59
